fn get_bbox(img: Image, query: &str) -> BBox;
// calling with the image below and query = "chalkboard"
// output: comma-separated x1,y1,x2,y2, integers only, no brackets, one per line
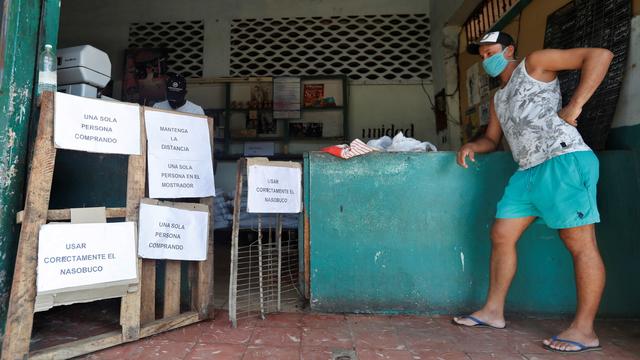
544,0,631,150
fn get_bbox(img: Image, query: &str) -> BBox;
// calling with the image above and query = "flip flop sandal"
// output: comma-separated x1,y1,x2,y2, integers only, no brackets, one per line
451,315,506,329
543,336,602,353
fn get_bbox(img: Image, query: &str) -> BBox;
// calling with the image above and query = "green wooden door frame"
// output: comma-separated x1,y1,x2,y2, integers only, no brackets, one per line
0,0,59,336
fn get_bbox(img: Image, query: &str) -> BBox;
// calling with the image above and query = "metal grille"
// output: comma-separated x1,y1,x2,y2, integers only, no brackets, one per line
230,14,431,81
544,0,631,149
464,0,519,45
233,218,301,321
229,160,302,326
128,20,204,78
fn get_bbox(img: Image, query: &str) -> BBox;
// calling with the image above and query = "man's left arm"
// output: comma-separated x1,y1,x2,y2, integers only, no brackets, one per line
527,48,614,126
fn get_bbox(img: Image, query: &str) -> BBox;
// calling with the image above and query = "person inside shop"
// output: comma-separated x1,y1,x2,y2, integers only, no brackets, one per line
153,73,205,115
452,31,613,354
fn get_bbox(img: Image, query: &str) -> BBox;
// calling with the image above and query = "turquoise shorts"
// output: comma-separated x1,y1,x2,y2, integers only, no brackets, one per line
496,151,600,229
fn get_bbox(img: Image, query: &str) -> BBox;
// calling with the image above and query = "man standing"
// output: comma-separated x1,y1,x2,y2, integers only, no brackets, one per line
452,31,613,354
153,73,205,115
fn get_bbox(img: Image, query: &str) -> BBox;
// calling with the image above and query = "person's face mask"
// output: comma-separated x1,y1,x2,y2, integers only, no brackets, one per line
482,48,509,77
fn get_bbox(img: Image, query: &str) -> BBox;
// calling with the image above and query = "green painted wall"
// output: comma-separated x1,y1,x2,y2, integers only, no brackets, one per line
0,0,42,336
306,152,640,316
0,0,60,336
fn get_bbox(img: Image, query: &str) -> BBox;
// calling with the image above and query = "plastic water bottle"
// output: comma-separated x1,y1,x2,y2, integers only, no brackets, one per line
38,44,57,97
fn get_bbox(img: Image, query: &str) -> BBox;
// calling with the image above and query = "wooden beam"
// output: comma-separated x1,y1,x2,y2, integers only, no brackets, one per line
119,106,147,341
29,331,123,360
29,312,201,359
1,91,57,360
139,311,200,338
163,260,181,318
193,117,215,319
16,207,126,224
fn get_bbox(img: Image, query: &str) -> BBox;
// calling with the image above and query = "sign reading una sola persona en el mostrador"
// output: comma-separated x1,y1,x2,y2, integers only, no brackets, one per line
37,222,138,294
145,109,215,198
247,160,302,213
54,92,141,155
138,201,209,261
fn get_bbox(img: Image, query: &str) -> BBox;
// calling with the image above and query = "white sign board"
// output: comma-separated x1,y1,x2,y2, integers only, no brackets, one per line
54,92,141,155
145,109,215,198
138,202,209,260
244,142,275,156
247,164,302,213
37,222,138,293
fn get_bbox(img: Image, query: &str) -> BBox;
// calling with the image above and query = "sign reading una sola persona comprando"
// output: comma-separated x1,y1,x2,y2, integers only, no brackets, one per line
54,92,141,155
138,201,209,261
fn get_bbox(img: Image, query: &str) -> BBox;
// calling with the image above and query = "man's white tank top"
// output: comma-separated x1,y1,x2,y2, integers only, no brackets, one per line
493,60,590,170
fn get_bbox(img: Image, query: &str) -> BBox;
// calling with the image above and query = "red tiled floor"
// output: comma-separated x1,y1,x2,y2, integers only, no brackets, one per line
302,313,348,328
299,347,335,360
410,349,471,360
183,343,246,360
353,328,405,350
301,326,354,348
71,312,640,359
257,312,304,328
357,348,416,360
242,345,301,360
126,340,195,360
198,324,254,345
250,327,302,347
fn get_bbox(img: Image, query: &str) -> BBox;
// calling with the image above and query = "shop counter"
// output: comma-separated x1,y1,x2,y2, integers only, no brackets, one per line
304,151,640,316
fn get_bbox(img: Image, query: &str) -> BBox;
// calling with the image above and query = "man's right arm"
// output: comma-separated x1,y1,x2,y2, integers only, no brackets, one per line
456,98,503,168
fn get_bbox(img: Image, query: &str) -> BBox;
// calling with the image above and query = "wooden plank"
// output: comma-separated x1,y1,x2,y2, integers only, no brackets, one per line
16,207,126,224
120,106,147,341
1,92,57,360
228,158,245,327
29,331,123,360
193,117,215,319
163,260,181,318
140,259,157,324
304,210,311,300
139,311,200,338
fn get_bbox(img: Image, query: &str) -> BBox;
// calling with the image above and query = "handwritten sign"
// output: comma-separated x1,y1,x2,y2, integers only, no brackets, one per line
37,222,138,293
145,109,215,198
138,201,209,260
54,92,141,155
247,162,302,213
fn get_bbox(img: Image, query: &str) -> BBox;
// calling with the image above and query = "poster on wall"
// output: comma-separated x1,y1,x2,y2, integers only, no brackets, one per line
37,222,138,294
138,201,209,261
54,92,141,155
122,48,170,106
273,77,301,119
466,62,481,107
247,159,302,214
145,109,215,198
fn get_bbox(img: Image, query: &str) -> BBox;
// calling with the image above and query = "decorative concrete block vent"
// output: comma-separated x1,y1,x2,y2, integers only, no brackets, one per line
230,14,431,81
128,20,205,78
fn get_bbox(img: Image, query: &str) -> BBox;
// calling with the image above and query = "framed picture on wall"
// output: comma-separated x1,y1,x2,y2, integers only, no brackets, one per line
122,48,169,106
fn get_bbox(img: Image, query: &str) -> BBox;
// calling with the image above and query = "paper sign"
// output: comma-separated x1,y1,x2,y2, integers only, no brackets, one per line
247,164,302,213
54,92,141,155
138,202,209,260
37,222,138,293
145,109,215,198
244,142,275,156
273,77,301,119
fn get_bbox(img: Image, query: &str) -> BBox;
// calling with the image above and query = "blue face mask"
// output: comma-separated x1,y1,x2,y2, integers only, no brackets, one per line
482,48,509,77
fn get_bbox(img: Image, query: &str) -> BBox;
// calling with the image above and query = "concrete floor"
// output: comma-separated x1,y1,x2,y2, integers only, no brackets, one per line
74,311,640,360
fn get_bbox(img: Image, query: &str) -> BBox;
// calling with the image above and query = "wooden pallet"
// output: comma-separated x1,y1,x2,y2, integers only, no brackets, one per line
1,92,215,360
